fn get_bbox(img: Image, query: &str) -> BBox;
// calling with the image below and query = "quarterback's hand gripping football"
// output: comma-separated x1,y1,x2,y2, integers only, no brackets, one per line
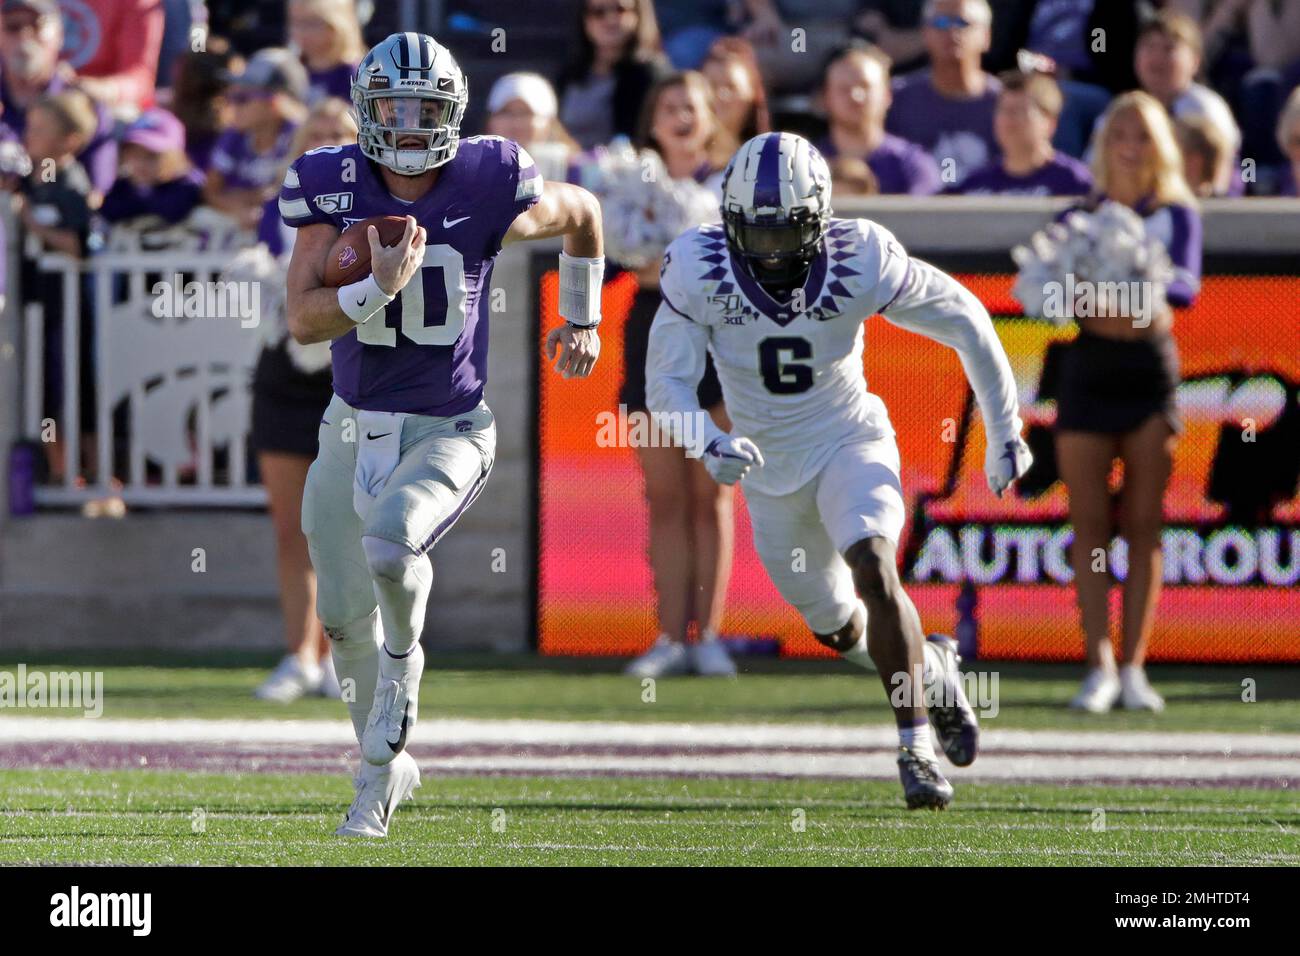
703,435,765,485
545,325,600,379
368,215,426,296
985,434,1033,497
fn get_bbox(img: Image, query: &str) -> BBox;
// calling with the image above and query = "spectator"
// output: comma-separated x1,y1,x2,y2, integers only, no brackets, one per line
203,47,306,231
556,0,665,150
828,154,879,195
654,0,732,69
817,42,941,195
167,39,242,175
1275,86,1300,197
1056,91,1200,715
701,36,770,153
0,0,117,196
56,0,166,116
288,0,364,106
1021,1,1112,157
251,97,358,703
1235,0,1300,194
620,71,736,678
885,0,1002,185
12,91,97,485
485,72,577,183
948,69,1091,196
99,109,203,227
1175,113,1233,198
742,0,856,95
1133,12,1242,178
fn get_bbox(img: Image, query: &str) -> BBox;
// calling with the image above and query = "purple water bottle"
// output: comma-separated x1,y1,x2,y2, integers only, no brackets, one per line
955,579,978,661
9,441,36,516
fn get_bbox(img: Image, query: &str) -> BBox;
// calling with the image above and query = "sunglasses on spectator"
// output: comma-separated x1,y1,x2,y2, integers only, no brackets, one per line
926,14,972,30
586,2,634,18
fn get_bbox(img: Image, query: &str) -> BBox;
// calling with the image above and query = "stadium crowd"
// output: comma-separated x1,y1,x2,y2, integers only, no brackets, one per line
0,0,1295,698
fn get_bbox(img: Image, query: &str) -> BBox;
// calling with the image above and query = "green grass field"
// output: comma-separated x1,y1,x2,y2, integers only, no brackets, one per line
3,770,1297,866
5,656,1300,733
3,657,1298,866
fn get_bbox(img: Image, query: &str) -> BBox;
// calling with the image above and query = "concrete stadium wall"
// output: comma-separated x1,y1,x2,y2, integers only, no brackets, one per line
0,199,1296,654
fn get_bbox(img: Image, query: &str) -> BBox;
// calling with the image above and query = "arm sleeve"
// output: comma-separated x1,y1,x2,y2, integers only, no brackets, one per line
645,302,728,458
1164,205,1202,308
879,257,1024,443
278,155,333,229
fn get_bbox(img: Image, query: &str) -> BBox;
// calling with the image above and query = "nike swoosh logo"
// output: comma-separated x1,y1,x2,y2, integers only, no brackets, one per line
442,215,470,228
367,431,392,440
388,705,409,753
356,297,367,307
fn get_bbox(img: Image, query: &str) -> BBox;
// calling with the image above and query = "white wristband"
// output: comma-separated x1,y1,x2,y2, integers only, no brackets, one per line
337,274,394,324
558,252,604,327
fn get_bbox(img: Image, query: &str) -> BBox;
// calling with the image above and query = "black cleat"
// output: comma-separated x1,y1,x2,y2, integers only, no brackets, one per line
897,746,954,810
925,634,980,767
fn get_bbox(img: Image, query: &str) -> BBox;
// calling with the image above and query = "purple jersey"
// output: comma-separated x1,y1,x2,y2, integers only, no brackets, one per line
279,136,543,415
947,151,1092,197
212,122,297,191
885,70,1001,183
815,132,941,195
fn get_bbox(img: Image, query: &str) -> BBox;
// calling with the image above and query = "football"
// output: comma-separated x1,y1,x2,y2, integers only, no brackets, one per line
322,214,411,287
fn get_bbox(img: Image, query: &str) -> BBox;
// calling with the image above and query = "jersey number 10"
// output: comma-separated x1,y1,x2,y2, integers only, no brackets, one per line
356,243,467,347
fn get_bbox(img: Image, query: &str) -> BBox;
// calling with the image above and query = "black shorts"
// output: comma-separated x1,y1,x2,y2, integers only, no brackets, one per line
250,341,335,458
1056,331,1181,435
618,286,724,412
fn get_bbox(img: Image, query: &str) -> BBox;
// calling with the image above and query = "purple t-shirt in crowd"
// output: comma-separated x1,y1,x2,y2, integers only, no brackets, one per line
947,151,1092,196
210,122,297,191
816,132,942,195
885,70,1001,185
0,72,118,195
1056,197,1202,307
100,168,206,224
306,62,358,105
279,136,543,415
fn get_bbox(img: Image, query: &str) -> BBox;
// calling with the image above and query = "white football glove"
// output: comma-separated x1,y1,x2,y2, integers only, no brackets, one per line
985,434,1033,497
703,435,765,485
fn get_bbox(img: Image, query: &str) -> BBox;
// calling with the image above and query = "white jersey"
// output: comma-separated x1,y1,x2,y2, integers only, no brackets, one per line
646,217,1023,496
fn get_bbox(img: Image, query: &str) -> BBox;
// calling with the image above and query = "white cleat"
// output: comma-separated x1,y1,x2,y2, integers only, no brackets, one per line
316,652,342,699
335,751,421,838
691,637,737,677
625,636,692,678
360,643,424,765
1070,667,1121,713
254,654,322,703
1119,665,1166,712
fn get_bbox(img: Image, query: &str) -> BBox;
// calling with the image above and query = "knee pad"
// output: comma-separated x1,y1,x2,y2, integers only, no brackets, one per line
361,535,426,586
324,608,381,659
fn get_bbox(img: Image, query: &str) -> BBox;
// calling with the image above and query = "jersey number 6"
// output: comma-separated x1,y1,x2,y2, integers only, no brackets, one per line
759,336,814,394
356,243,467,347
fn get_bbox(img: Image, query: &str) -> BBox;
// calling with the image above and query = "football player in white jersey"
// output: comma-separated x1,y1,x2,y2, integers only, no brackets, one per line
646,132,1033,809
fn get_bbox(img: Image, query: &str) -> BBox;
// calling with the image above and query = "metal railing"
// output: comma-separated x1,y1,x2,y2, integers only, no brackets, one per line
20,214,269,507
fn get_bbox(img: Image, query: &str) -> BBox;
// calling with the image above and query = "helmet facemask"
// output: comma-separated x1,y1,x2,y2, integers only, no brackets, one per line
723,202,828,288
355,88,466,175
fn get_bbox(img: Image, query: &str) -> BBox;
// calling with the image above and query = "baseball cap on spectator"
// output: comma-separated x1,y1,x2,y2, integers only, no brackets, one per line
122,109,186,154
232,48,309,102
487,73,558,120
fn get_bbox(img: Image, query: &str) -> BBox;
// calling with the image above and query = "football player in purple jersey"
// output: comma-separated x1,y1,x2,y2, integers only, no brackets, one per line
282,32,604,837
